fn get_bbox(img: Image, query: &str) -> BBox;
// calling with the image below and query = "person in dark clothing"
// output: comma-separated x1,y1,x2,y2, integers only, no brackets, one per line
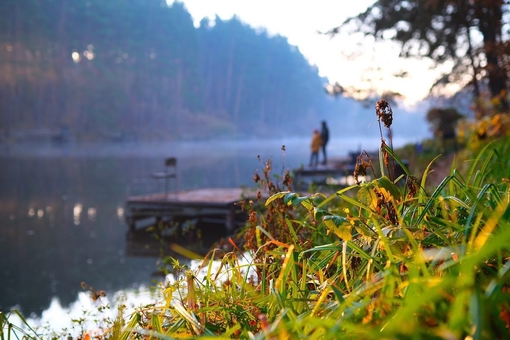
320,121,329,165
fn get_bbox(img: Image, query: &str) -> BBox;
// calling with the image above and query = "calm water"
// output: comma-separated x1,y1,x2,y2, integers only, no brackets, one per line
0,137,403,316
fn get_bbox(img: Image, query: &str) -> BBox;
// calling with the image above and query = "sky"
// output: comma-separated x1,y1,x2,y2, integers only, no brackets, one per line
170,0,453,106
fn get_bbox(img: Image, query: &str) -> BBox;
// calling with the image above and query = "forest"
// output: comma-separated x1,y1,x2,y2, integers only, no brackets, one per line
0,0,434,142
0,0,338,141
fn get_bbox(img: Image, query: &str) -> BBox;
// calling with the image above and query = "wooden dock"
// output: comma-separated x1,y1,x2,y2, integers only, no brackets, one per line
125,154,363,233
125,187,255,233
123,152,359,257
123,153,371,257
292,156,358,190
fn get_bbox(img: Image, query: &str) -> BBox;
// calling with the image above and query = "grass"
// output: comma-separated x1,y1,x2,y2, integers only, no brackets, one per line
3,100,510,339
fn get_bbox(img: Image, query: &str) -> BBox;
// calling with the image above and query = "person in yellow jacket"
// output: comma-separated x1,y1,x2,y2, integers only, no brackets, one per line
309,129,322,167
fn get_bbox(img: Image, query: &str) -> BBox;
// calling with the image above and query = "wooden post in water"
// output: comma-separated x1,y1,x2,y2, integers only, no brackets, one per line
226,207,235,233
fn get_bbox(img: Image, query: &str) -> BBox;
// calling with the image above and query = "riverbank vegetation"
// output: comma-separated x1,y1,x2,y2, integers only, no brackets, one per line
3,100,509,339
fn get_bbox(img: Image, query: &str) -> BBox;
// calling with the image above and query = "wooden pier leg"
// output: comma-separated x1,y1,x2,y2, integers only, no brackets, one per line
226,208,235,233
126,216,136,232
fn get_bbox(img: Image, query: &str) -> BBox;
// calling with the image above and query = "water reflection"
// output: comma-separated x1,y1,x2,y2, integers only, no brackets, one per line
0,137,395,317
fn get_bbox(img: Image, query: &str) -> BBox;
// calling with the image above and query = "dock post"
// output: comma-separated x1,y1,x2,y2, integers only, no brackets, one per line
125,211,136,232
226,208,235,233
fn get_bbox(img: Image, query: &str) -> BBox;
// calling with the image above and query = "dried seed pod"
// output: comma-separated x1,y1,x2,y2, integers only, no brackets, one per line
282,169,292,189
381,140,390,168
354,162,367,185
406,175,419,199
376,99,393,128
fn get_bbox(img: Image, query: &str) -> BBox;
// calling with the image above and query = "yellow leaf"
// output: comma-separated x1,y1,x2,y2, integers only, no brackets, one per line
324,219,352,241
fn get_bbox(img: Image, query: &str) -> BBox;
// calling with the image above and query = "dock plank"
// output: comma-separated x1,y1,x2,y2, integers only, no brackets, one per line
125,187,260,233
127,187,255,205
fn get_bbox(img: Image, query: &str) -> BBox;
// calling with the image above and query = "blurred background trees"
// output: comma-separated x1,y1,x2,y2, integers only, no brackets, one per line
4,0,508,143
0,0,328,141
339,0,510,115
426,107,463,151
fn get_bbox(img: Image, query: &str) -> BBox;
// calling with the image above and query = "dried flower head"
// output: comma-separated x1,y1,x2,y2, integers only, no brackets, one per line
354,158,367,185
373,187,398,225
353,152,374,185
282,169,292,189
405,175,419,199
354,163,366,185
376,99,393,128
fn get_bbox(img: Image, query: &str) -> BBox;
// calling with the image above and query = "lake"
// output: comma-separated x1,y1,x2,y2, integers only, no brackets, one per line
0,136,409,318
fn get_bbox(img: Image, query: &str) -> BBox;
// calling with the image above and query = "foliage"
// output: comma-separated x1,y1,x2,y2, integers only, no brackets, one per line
459,112,510,146
1,310,40,339
122,102,510,338
337,0,509,110
4,101,510,339
0,0,326,140
426,107,464,139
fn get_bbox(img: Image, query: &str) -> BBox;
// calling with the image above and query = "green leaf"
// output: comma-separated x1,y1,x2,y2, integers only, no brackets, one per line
284,192,299,205
323,215,349,225
119,312,141,340
357,185,375,207
331,285,345,302
301,242,341,252
292,196,312,209
314,208,329,220
265,191,289,206
151,313,163,333
354,223,376,238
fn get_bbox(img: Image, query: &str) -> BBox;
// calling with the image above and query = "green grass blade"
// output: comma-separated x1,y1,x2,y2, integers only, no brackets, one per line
466,141,495,187
419,154,442,201
151,313,163,334
118,312,141,340
379,143,386,178
383,143,411,178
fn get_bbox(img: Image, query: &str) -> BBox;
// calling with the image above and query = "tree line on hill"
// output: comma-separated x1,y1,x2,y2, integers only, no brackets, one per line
0,0,338,141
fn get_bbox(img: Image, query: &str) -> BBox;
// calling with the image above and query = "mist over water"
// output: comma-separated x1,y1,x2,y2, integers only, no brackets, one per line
0,136,394,159
0,136,412,320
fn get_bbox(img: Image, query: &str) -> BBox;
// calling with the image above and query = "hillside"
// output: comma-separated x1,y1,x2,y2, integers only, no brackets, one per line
0,1,432,143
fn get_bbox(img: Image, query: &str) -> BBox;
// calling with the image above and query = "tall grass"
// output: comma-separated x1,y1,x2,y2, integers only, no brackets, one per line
3,101,510,339
1,310,40,339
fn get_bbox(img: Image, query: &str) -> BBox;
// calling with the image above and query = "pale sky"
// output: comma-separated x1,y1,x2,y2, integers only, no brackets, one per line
171,0,454,106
